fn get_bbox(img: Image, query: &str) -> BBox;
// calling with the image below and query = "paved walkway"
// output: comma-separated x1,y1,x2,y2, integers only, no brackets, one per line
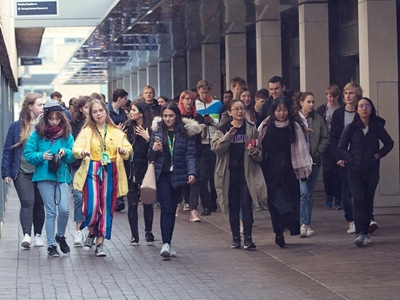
1,183,400,300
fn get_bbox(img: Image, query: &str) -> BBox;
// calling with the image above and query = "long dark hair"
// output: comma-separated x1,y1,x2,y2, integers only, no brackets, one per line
125,100,153,143
160,102,186,142
351,97,378,128
72,96,92,123
268,98,297,143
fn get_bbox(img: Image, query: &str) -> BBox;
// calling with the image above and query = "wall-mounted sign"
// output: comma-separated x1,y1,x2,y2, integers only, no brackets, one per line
16,1,58,16
20,57,42,66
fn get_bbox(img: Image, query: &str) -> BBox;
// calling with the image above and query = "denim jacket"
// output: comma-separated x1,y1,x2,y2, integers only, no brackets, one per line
1,121,23,180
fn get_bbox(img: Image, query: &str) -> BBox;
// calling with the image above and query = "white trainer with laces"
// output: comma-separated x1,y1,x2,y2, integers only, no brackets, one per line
34,234,44,247
300,224,307,238
74,230,84,246
160,243,171,257
347,221,356,234
306,226,315,236
21,233,31,248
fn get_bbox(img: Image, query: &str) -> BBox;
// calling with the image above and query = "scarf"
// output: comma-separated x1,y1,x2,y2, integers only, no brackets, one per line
45,125,64,143
258,117,312,179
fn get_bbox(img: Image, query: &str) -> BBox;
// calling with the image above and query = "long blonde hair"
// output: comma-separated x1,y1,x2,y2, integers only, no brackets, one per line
13,93,43,148
83,99,118,141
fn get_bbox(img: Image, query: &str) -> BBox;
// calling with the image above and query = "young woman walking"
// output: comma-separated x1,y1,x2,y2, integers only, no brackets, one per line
2,93,46,248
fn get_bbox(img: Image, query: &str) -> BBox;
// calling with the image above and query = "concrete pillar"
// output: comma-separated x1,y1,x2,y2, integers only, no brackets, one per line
137,69,147,95
130,72,138,99
158,61,172,99
224,0,247,90
202,43,221,99
187,49,202,90
147,65,158,94
358,0,399,211
199,0,222,98
185,1,202,89
116,77,123,89
171,55,186,98
123,74,131,96
298,0,329,104
255,0,283,89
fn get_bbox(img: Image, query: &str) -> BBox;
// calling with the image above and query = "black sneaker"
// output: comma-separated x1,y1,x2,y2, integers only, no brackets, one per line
47,245,60,257
275,234,286,248
84,234,95,252
95,243,106,257
244,238,257,250
201,208,211,216
231,237,241,249
115,198,125,212
145,232,155,244
55,235,70,254
130,236,139,246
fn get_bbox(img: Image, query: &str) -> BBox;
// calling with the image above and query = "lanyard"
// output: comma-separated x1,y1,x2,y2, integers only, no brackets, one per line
168,134,175,159
96,125,107,152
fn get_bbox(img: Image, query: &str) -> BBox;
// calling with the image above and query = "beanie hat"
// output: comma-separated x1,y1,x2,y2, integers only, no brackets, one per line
44,99,63,115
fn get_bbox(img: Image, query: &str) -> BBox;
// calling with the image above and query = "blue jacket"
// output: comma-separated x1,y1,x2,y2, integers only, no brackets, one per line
148,118,199,187
107,101,127,125
1,121,24,180
23,131,75,183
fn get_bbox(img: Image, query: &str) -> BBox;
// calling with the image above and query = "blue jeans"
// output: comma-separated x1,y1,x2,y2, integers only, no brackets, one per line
339,166,353,222
37,181,70,246
70,167,85,223
300,165,320,225
157,173,182,244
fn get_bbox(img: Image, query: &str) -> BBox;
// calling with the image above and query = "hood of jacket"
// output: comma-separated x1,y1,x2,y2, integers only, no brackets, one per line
151,116,202,136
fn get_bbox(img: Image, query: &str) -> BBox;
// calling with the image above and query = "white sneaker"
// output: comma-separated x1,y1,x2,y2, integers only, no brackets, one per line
34,234,44,247
74,231,84,247
347,221,356,234
363,234,372,245
300,224,307,238
306,226,315,236
160,243,171,257
21,233,31,248
170,245,176,257
183,203,190,211
189,210,201,222
369,220,378,234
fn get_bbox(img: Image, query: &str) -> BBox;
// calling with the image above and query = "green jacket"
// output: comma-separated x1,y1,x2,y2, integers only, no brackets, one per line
304,111,329,166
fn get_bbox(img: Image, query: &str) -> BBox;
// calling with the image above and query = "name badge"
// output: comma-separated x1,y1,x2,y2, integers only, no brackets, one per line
101,152,111,165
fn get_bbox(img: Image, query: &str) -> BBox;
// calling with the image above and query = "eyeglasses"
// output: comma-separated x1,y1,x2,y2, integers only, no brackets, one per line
230,107,245,112
358,104,371,109
183,97,194,101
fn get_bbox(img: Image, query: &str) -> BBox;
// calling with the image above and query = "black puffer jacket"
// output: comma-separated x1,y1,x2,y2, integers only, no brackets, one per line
338,121,393,174
148,117,199,187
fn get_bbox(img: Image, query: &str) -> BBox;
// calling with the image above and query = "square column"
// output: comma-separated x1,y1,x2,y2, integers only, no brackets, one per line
158,61,172,99
225,33,247,90
130,72,138,99
299,1,329,104
256,20,282,88
137,69,147,94
123,75,131,96
187,48,202,90
116,77,123,89
358,0,399,211
202,43,221,99
147,65,159,94
171,56,186,98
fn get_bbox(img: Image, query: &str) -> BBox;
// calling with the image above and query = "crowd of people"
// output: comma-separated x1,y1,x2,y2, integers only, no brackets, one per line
1,75,394,258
